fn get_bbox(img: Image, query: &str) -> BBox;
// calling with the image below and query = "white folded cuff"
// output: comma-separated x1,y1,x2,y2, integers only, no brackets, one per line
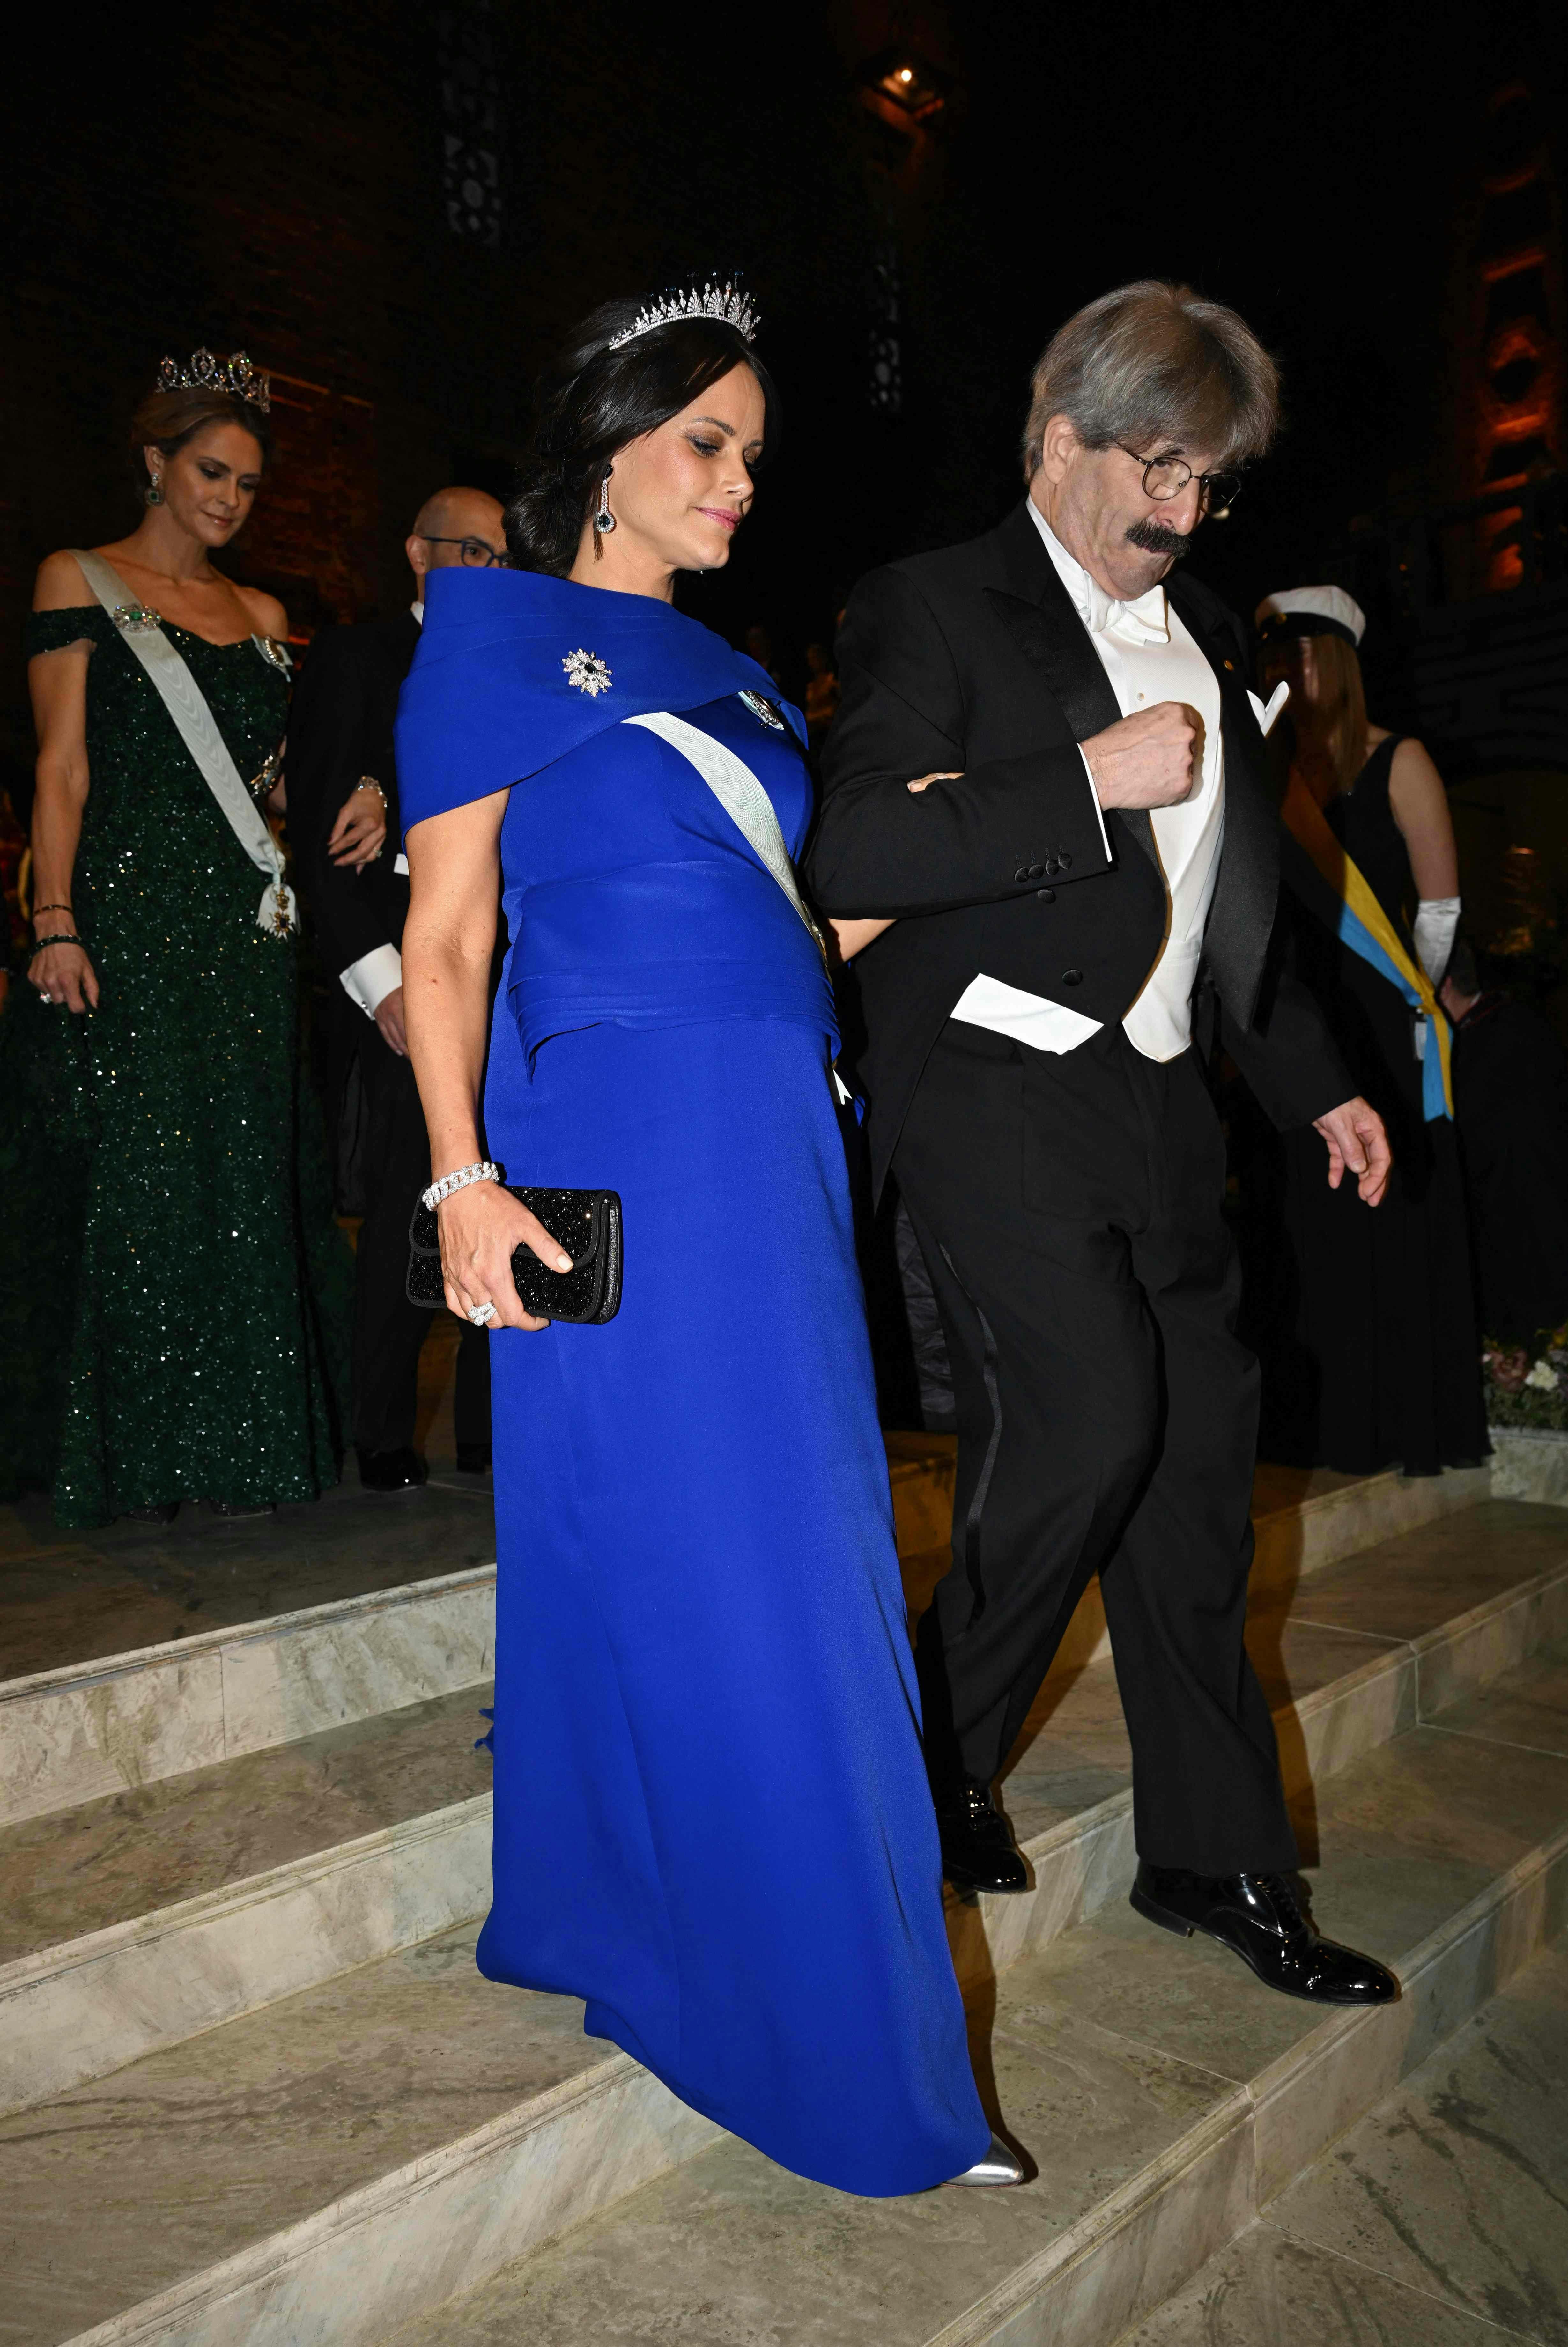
1412,897,1461,986
341,941,403,1019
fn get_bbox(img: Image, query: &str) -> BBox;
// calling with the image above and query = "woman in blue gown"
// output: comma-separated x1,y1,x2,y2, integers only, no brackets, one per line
396,286,1002,2197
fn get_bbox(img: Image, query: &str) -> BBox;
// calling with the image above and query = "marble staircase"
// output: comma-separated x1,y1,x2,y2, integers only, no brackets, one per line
2,1464,1566,2344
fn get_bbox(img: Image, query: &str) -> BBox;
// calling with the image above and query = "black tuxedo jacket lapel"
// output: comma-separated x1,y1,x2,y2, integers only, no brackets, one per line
1166,575,1278,1027
981,504,1159,874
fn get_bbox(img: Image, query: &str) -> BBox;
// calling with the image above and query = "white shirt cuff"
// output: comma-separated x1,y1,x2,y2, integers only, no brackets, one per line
1079,746,1112,859
340,942,403,1019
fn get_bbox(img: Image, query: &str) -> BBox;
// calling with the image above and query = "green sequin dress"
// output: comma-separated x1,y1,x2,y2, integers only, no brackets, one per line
0,604,352,1525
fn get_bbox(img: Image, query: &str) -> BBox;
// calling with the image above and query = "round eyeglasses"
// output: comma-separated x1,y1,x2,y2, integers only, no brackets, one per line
421,535,511,567
1115,446,1243,517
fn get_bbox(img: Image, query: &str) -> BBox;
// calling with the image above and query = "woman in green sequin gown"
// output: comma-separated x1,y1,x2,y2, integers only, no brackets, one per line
0,376,351,1525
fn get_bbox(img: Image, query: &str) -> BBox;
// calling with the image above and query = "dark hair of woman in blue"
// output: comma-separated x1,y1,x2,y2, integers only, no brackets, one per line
506,297,781,578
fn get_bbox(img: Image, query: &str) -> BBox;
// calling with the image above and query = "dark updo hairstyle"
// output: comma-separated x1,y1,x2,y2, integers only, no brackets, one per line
506,292,779,577
128,384,275,497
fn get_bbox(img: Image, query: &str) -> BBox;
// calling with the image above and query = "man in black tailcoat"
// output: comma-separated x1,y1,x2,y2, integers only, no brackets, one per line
809,281,1400,2007
288,488,507,1491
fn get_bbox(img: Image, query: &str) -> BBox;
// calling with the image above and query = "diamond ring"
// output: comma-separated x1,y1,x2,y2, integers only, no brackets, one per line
467,1301,499,1327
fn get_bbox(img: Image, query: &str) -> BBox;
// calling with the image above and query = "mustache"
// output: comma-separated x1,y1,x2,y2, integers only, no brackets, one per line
1125,517,1193,560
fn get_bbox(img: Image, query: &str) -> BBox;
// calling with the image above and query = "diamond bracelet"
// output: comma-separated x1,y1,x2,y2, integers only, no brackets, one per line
422,1161,502,1212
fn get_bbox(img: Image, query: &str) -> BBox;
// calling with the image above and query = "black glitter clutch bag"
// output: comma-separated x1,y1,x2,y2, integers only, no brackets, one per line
406,1186,623,1324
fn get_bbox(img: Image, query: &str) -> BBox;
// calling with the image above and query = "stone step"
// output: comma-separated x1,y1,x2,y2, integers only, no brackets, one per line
0,1454,1489,1830
958,1499,1568,1990
4,1508,1563,2347
371,1639,1568,2347
3,1502,1562,2124
0,1563,496,1831
1115,1931,1568,2345
0,1438,953,1832
0,1687,494,2114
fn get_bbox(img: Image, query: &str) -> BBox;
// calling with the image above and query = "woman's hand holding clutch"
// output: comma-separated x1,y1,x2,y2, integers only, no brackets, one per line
437,1180,575,1332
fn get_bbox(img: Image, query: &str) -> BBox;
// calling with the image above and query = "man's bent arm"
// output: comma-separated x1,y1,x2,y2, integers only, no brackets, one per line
807,567,1113,918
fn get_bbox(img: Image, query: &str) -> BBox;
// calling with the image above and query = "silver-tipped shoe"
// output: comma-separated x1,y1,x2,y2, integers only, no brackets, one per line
944,2130,1025,2187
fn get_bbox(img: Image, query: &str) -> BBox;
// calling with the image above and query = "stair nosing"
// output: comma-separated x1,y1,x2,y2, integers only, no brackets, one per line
0,1560,499,1707
0,1790,492,1998
57,2051,701,2347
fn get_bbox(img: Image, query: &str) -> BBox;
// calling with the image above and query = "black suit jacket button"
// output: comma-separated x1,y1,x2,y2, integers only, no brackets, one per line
1062,968,1083,986
1027,862,1044,878
1014,865,1030,883
1036,887,1056,903
1057,851,1073,870
1043,856,1060,875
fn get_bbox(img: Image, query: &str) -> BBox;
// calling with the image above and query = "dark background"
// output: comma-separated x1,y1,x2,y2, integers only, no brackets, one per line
3,0,1564,874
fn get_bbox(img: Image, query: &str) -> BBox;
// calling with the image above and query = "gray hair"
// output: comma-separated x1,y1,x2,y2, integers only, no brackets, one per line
1021,280,1280,480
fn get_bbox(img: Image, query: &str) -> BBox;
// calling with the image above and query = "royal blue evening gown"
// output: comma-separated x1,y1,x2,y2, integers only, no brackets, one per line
397,567,987,2197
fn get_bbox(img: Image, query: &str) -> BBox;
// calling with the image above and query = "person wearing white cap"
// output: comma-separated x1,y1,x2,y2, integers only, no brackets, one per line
1253,587,1485,1474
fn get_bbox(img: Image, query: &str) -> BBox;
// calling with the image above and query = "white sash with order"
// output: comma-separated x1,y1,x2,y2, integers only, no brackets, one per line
623,708,827,959
70,550,297,934
624,708,851,1103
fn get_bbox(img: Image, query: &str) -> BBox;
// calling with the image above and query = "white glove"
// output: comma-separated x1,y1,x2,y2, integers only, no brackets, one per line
1413,897,1461,986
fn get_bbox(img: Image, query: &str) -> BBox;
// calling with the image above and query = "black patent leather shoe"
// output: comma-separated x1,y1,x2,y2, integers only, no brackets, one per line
455,1442,492,1475
356,1445,428,1493
1131,1864,1400,2005
937,1780,1029,1895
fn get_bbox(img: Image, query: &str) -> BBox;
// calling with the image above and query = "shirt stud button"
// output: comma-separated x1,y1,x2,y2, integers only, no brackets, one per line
1062,968,1084,986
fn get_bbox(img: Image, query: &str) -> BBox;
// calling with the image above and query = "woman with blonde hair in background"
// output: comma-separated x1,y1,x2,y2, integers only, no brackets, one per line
0,351,351,1524
1255,586,1486,1474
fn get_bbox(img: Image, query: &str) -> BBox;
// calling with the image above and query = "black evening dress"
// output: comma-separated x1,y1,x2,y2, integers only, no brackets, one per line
0,602,351,1525
1258,737,1487,1475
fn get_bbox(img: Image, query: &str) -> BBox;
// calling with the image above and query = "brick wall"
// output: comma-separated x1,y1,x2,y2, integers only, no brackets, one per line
3,0,883,818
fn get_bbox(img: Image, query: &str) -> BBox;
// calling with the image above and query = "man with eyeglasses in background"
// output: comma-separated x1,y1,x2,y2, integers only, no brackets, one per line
809,282,1401,2011
289,487,508,1492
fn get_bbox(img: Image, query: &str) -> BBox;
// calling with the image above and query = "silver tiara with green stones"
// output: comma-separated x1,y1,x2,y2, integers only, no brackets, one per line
607,280,758,351
155,349,271,411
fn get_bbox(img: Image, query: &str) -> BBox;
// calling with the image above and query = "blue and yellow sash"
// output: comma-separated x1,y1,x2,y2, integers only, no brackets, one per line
1282,775,1453,1121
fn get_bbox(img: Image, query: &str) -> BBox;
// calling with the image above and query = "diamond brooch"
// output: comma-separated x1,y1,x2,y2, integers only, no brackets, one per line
110,603,162,636
739,689,786,732
563,648,613,697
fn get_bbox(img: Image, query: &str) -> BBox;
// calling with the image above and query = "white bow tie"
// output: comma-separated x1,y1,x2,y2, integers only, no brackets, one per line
1080,575,1169,645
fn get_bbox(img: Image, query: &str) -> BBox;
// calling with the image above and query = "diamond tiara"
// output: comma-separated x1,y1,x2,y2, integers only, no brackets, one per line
606,279,758,351
155,349,271,412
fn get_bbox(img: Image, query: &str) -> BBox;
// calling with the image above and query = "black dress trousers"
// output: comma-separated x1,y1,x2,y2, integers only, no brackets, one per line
353,1026,491,1457
893,1017,1297,1878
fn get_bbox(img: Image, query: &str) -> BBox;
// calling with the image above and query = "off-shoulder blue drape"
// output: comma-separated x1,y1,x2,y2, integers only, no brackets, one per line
396,568,987,2196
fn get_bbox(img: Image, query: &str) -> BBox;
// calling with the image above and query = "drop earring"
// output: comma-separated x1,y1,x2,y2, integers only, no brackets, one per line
594,469,615,534
145,474,164,506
